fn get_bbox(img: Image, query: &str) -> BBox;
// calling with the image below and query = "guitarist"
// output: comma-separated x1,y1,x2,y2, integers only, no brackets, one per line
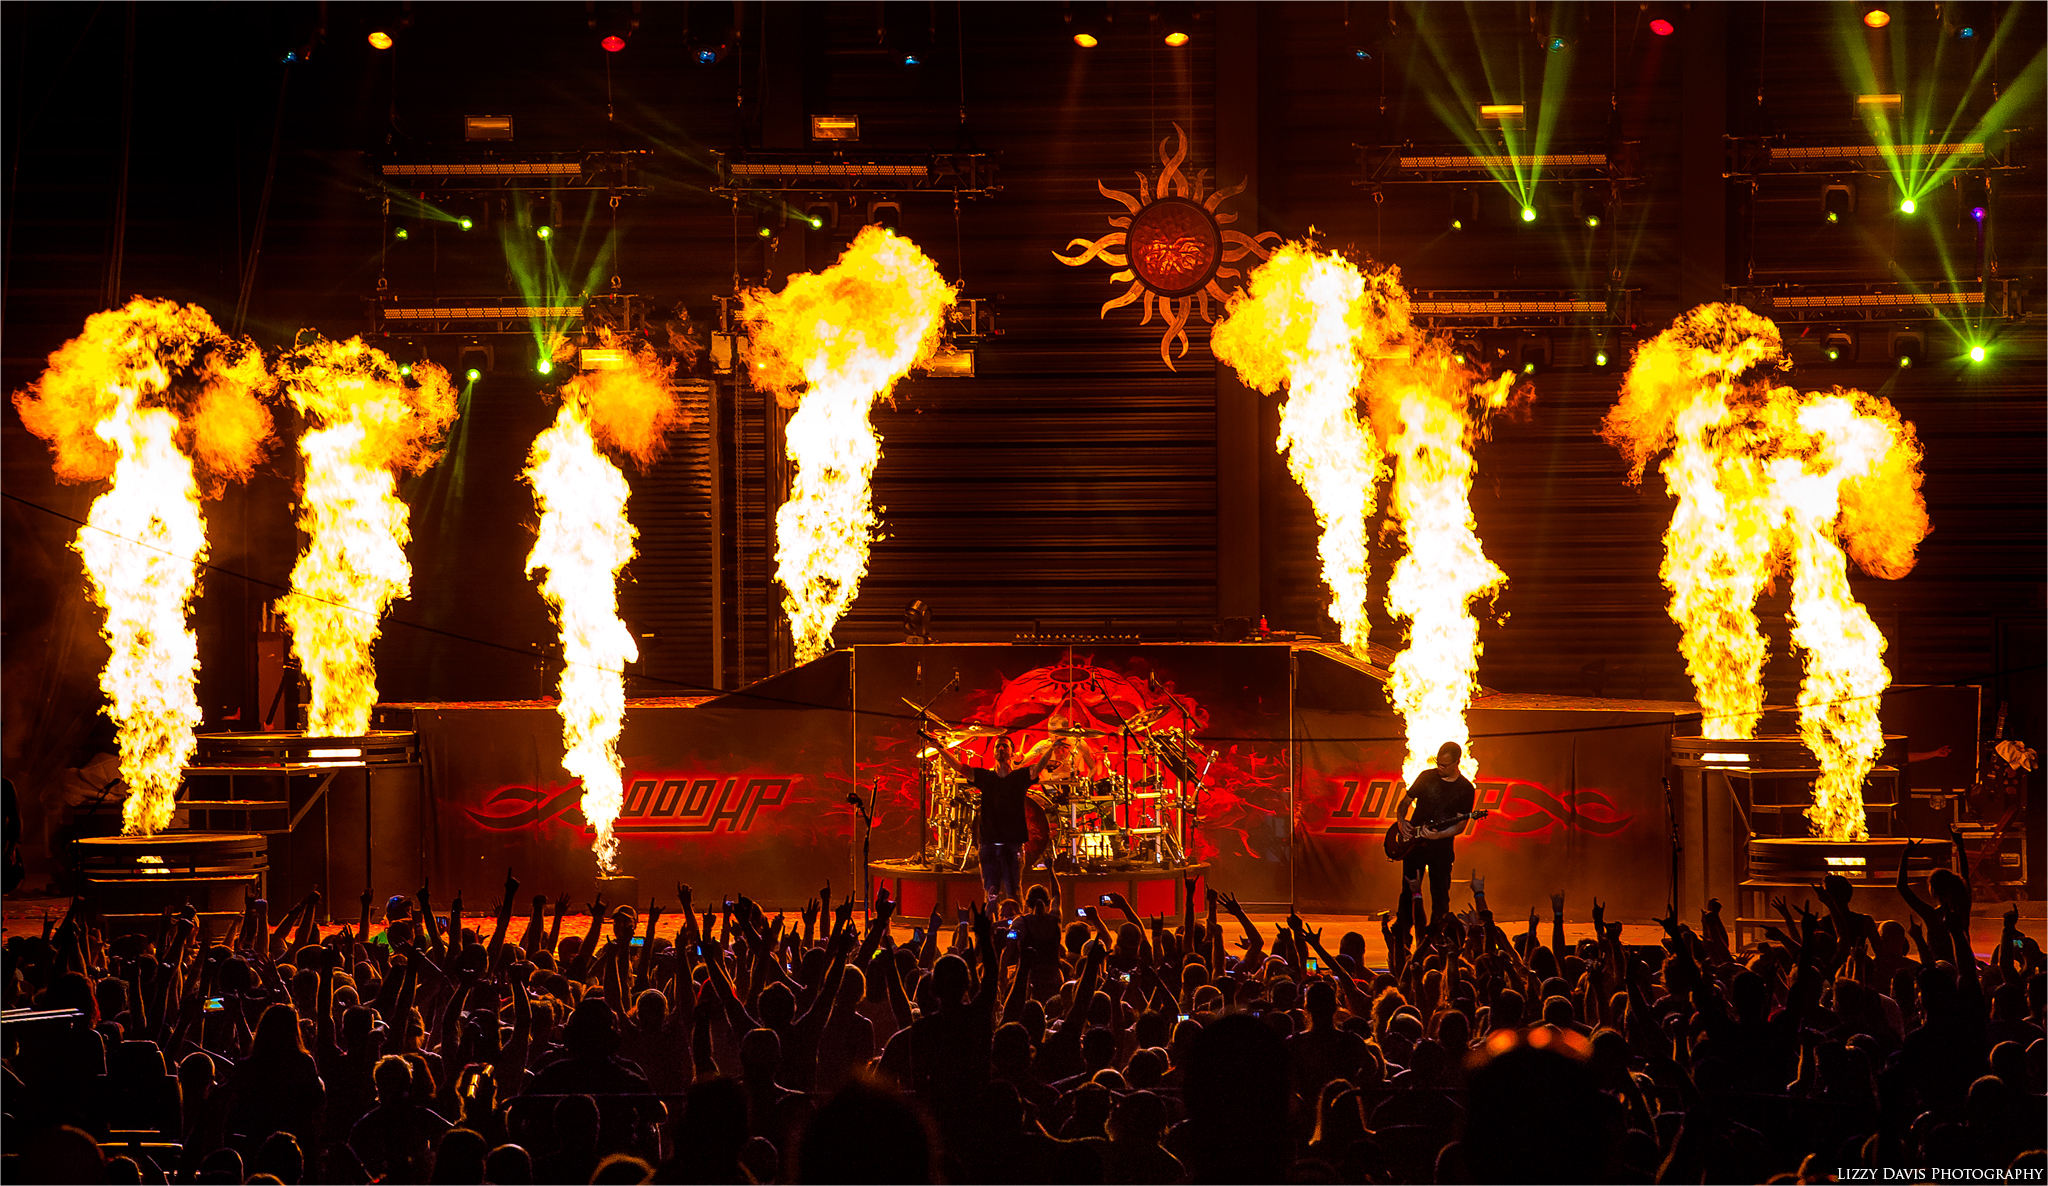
1392,742,1476,933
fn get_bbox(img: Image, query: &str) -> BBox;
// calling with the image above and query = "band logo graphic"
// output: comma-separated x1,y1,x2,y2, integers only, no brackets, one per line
1311,774,1634,841
466,775,794,836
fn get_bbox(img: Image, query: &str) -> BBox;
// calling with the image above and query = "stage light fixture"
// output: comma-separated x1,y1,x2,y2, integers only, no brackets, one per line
756,224,773,239
1517,336,1551,374
399,364,412,376
807,216,823,229
1067,1,1107,48
1160,0,1193,46
1899,196,1917,214
1863,7,1891,28
866,200,902,231
536,224,553,241
537,359,553,376
1968,344,1987,362
1593,347,1610,367
463,115,514,141
1449,187,1478,231
1520,205,1538,222
1822,182,1855,224
394,226,409,241
368,30,394,50
458,217,473,231
1891,330,1923,369
465,368,482,382
1824,331,1854,363
459,343,493,379
1575,184,1610,228
1645,4,1677,36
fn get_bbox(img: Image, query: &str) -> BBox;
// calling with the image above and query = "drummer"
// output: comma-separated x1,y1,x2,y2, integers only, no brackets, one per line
922,731,1069,907
1018,712,1110,787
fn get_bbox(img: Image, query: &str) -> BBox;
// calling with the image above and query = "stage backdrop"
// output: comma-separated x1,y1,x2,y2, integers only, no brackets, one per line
1291,657,1683,920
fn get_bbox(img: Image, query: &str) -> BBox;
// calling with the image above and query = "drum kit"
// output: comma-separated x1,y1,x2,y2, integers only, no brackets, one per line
910,699,1215,874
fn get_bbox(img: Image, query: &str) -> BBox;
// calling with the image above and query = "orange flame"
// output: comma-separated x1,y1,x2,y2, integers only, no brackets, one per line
1210,243,1385,655
525,343,680,872
12,298,274,835
1215,244,1516,778
275,337,457,738
1607,305,1929,839
741,226,956,664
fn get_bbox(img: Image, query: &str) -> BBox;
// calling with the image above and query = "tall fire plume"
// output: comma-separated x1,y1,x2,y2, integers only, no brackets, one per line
524,339,681,872
1605,304,1929,839
13,298,273,834
741,226,955,664
1214,243,1516,778
276,337,457,738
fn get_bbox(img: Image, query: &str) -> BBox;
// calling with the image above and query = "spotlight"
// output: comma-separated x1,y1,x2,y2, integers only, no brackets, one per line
394,226,410,241
536,225,553,241
1824,332,1854,363
458,217,474,231
537,359,554,376
1822,182,1855,225
368,30,394,50
1593,348,1610,367
757,225,773,239
1645,4,1677,36
591,3,640,54
399,364,412,376
602,35,626,52
1517,336,1551,374
1519,205,1538,223
1968,344,1987,362
1899,196,1917,215
1575,184,1610,228
808,216,823,229
1891,331,1923,369
1957,24,1976,38
1449,187,1478,231
1863,7,1890,28
1160,0,1193,46
1545,34,1569,52
866,200,902,231
1067,1,1106,48
459,343,493,379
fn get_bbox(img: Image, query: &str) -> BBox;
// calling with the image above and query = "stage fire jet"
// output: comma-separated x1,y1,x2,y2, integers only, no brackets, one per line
741,226,955,664
275,337,458,738
1606,304,1929,839
13,299,273,835
1214,243,1516,778
524,338,681,873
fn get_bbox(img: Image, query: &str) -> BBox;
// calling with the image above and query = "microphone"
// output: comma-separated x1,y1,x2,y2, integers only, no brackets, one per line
846,792,863,806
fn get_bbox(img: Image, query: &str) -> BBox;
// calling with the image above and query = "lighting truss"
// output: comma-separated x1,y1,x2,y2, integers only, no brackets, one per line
1727,280,2021,325
375,150,650,193
1356,143,1639,186
1405,288,1637,330
712,149,998,198
1728,137,2003,178
372,298,589,336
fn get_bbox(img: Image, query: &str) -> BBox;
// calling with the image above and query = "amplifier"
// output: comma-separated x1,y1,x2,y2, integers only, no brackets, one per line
1955,824,2028,885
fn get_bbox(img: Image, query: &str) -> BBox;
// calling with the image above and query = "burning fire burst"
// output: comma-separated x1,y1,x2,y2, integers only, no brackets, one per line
276,338,458,738
1213,244,1518,779
524,338,681,872
742,226,955,664
13,299,273,835
1054,123,1280,370
1606,304,1929,839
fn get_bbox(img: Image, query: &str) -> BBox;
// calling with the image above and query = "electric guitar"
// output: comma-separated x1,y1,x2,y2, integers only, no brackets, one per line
1383,810,1489,862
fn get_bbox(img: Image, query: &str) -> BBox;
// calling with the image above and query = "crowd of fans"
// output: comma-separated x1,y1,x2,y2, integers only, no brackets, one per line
4,845,2043,1184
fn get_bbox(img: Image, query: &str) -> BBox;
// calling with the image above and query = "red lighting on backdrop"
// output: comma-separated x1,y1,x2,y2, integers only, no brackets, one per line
601,34,626,52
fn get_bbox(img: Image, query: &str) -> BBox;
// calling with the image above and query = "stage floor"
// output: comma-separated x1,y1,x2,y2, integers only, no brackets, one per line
6,896,2040,965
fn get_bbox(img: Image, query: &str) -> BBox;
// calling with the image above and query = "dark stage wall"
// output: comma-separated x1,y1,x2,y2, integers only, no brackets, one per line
396,643,1681,917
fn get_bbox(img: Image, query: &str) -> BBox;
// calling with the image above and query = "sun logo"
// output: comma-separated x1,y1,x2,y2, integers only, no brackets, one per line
1054,123,1280,370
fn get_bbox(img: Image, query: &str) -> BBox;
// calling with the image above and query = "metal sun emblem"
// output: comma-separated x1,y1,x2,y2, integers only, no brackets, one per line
1054,122,1280,370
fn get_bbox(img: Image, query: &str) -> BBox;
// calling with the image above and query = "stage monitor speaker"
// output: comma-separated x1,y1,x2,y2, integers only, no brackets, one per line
325,763,426,920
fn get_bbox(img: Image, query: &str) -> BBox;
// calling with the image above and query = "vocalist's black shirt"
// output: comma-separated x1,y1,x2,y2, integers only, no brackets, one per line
969,766,1034,846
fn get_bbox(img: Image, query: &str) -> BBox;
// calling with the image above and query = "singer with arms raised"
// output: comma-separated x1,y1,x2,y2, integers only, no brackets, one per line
1390,741,1477,932
923,732,1067,907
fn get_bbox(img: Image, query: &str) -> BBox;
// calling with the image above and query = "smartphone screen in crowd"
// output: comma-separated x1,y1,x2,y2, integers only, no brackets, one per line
1098,894,1116,907
204,997,225,1013
630,936,645,947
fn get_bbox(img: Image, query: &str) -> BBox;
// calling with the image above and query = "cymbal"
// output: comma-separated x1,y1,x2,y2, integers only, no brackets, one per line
1125,705,1171,730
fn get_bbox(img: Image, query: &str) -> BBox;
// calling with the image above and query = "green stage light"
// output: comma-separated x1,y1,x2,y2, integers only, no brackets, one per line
757,225,773,238
394,227,409,241
1826,347,1841,361
466,367,482,382
536,225,553,241
458,217,474,230
537,359,553,375
1594,351,1609,367
399,364,412,376
1899,198,1916,214
1969,344,1987,362
1520,206,1537,222
1826,211,1840,224
1522,361,1536,374
808,216,823,229
1450,219,1464,231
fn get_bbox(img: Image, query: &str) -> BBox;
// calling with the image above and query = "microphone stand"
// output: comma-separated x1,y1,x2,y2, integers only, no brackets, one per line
1662,775,1681,916
849,788,875,922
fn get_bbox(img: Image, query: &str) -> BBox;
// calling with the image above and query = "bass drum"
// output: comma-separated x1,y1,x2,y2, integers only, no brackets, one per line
1023,791,1054,871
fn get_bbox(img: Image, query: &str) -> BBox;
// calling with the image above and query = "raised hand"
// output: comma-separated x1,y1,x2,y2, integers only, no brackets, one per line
1104,891,1131,913
360,887,374,913
1591,899,1606,928
1286,911,1306,935
875,887,897,924
1549,892,1565,916
504,867,519,901
555,891,572,914
1470,871,1486,896
676,884,692,913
